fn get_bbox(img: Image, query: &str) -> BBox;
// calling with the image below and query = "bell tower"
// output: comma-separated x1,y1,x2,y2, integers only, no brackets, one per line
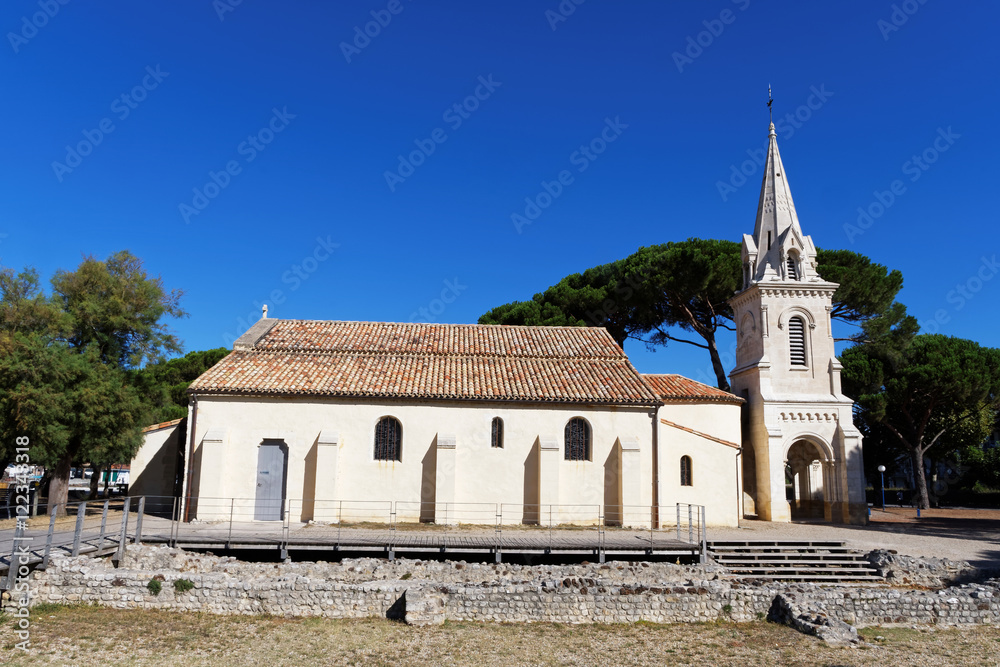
729,121,867,524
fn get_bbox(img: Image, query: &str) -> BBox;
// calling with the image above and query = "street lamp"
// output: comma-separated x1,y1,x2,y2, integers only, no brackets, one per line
877,465,886,510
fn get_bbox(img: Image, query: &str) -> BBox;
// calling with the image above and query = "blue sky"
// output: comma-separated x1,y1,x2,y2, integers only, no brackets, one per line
2,0,997,384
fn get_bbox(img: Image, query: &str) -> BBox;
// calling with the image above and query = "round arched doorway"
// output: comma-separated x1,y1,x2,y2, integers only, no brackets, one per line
785,439,828,520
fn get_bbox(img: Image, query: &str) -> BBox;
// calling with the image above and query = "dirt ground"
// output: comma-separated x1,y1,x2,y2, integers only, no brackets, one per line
4,605,1000,667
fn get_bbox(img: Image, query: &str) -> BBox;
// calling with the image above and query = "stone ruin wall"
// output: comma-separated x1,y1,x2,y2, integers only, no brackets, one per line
24,546,1000,639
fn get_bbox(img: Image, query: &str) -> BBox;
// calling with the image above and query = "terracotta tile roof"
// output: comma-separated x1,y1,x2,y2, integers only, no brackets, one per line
189,320,661,406
141,418,185,433
642,374,744,404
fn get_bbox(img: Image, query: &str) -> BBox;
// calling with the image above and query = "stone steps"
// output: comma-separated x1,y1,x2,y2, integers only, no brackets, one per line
708,540,882,582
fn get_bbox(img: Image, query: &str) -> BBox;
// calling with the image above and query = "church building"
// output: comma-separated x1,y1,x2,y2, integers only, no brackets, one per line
132,121,867,528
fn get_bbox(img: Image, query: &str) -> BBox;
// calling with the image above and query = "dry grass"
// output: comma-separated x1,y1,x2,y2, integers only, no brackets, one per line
3,604,1000,666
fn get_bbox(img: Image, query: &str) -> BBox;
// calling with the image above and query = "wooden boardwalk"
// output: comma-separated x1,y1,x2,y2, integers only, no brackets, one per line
2,501,705,584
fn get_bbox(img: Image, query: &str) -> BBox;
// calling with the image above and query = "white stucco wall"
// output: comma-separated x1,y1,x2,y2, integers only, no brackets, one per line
657,402,742,528
130,421,183,500
185,395,656,526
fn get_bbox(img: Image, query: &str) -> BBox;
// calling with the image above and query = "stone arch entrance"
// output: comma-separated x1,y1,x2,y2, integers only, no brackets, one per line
785,438,833,520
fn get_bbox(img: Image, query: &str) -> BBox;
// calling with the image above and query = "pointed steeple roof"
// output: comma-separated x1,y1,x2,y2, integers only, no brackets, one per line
741,122,818,286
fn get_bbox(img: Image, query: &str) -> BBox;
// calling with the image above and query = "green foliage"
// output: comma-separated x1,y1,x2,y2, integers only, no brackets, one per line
173,578,195,593
0,251,184,511
815,249,903,323
0,334,144,472
50,251,185,370
478,239,905,391
130,348,230,423
959,441,1000,490
147,579,162,596
842,334,1000,508
479,259,639,348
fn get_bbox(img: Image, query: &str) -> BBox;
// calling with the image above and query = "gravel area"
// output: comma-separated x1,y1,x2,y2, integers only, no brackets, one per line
712,508,1000,567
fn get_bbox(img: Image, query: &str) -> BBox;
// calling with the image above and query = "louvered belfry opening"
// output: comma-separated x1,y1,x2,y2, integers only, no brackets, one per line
374,416,402,461
788,316,807,366
786,255,798,280
564,417,591,461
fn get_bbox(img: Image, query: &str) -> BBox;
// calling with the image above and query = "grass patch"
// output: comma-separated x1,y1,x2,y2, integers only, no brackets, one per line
147,579,162,596
173,579,195,593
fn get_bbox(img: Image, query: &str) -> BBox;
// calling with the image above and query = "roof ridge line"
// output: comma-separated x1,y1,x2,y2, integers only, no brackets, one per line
244,347,627,361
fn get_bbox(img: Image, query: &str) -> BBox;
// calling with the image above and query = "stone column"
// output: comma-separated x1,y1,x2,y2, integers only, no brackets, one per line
537,436,560,526
434,434,457,525
313,431,339,522
618,436,643,527
760,433,791,522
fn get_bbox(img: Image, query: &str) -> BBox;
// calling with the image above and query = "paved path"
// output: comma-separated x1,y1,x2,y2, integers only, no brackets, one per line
712,508,1000,567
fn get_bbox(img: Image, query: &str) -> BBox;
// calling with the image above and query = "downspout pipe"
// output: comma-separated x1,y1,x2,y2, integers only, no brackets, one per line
183,394,199,522
651,404,660,529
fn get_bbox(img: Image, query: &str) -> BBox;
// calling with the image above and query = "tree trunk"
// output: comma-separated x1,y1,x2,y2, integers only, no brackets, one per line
912,447,931,509
48,455,72,516
706,334,732,393
88,464,102,500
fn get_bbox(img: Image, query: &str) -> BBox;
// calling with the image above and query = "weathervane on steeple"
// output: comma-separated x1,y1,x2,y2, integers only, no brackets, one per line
767,84,773,123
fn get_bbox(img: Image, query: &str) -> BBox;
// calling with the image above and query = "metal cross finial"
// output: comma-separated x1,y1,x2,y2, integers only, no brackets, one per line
767,84,773,123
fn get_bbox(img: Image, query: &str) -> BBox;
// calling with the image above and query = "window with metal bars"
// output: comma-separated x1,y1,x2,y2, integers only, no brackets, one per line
788,316,807,366
564,417,591,461
680,455,693,486
491,417,504,448
786,255,798,280
374,416,402,461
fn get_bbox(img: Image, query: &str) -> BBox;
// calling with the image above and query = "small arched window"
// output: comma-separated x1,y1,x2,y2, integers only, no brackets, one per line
788,316,807,366
680,456,693,486
564,418,591,461
374,416,402,461
786,254,799,280
491,417,504,449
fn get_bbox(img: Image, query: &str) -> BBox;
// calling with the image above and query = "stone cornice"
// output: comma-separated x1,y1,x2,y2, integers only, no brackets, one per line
729,282,838,309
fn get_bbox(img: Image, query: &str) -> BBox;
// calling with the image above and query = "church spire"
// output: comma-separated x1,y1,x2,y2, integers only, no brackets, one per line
741,115,816,287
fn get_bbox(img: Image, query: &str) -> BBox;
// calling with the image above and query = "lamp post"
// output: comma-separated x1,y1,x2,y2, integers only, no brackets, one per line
877,465,886,510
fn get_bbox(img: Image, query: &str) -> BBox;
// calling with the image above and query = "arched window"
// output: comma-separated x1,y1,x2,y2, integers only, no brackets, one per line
491,417,504,449
374,416,402,461
788,316,807,366
680,456,693,486
564,418,591,461
786,254,799,280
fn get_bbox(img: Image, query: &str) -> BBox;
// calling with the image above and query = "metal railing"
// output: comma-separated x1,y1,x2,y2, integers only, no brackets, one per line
0,496,707,580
